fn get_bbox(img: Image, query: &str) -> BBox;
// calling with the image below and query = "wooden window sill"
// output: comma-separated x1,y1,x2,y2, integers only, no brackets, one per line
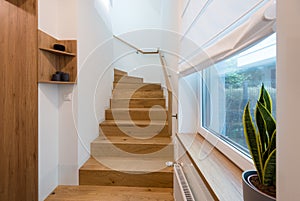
176,133,243,201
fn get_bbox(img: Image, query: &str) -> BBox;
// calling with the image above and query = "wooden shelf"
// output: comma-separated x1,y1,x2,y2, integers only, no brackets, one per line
38,30,77,84
39,81,77,85
39,47,76,56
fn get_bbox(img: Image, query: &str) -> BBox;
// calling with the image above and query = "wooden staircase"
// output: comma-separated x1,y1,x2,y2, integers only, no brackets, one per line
46,69,174,201
79,68,174,188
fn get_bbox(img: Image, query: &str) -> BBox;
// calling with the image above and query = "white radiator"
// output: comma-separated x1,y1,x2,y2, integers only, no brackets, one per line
174,164,196,201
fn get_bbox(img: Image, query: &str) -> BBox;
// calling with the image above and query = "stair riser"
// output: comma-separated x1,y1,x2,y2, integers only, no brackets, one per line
91,142,174,158
113,83,161,90
112,90,164,98
114,69,127,76
110,99,166,108
100,124,170,137
114,75,143,83
79,170,173,188
105,110,168,121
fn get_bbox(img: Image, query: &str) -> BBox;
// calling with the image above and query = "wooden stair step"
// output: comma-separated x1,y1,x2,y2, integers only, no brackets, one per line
114,68,128,76
45,185,174,201
79,157,173,188
100,120,168,126
99,120,170,138
110,98,166,108
105,108,168,121
81,157,173,173
112,89,164,98
91,136,174,157
114,75,143,83
113,83,162,90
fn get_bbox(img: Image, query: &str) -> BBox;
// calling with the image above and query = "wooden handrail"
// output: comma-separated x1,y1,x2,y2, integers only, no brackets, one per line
159,52,173,136
114,35,173,135
159,52,172,92
113,35,159,54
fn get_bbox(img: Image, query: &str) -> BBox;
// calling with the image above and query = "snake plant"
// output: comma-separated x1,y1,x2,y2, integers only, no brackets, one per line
243,84,276,187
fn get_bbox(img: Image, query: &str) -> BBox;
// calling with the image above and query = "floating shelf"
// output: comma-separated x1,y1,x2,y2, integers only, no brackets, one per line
39,47,76,57
39,81,77,85
38,30,77,84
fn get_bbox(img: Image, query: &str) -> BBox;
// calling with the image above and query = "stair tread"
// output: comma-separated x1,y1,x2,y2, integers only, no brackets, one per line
113,88,163,91
100,120,168,126
114,68,127,75
115,75,143,79
111,97,166,100
107,108,167,112
46,185,173,201
80,157,173,173
114,82,161,85
92,136,172,145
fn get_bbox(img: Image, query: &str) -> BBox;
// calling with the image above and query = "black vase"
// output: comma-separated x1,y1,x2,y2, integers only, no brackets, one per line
61,73,70,82
53,44,66,52
51,72,61,81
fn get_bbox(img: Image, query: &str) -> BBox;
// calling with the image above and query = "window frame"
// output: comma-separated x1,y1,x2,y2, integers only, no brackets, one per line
197,33,276,171
198,73,254,171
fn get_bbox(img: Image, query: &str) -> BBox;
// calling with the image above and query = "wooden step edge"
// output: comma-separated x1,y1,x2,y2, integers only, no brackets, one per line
113,88,164,91
113,83,162,90
110,97,166,101
114,68,128,76
114,75,143,80
79,157,174,173
92,136,173,145
45,185,174,201
113,82,161,85
100,120,169,126
106,108,168,112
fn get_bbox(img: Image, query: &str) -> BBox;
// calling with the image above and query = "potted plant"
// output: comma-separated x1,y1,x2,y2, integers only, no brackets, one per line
242,84,276,201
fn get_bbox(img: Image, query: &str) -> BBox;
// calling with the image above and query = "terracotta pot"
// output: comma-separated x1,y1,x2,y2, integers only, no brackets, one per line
242,170,276,201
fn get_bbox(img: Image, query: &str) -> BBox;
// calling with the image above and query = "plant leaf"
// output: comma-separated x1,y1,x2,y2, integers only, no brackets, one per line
262,150,269,168
268,130,276,156
257,101,276,139
258,84,266,106
263,149,276,186
243,102,263,182
262,84,272,113
255,105,267,154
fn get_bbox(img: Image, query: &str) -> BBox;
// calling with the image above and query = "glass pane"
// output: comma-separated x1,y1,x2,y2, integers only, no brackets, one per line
202,34,276,153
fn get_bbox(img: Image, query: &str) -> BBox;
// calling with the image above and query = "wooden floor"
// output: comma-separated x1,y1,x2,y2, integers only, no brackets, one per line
45,185,174,201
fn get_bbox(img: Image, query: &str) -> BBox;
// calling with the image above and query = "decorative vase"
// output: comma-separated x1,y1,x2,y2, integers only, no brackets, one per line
61,72,70,81
242,170,276,201
53,43,66,51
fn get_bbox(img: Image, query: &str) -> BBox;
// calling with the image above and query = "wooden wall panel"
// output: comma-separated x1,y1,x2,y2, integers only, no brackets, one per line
0,0,38,201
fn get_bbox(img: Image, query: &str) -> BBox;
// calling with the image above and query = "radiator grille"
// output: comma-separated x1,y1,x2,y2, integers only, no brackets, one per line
174,164,195,201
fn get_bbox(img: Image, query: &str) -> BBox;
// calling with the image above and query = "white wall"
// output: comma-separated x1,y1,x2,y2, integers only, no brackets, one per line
56,0,77,40
58,85,78,185
38,1,59,200
111,0,163,83
160,0,180,135
56,0,78,186
178,73,199,133
277,0,300,200
111,0,180,84
38,0,78,200
112,0,162,35
38,0,59,38
38,84,59,201
77,0,113,167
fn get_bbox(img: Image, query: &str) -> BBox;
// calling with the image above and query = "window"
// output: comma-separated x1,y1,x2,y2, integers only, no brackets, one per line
201,34,276,154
